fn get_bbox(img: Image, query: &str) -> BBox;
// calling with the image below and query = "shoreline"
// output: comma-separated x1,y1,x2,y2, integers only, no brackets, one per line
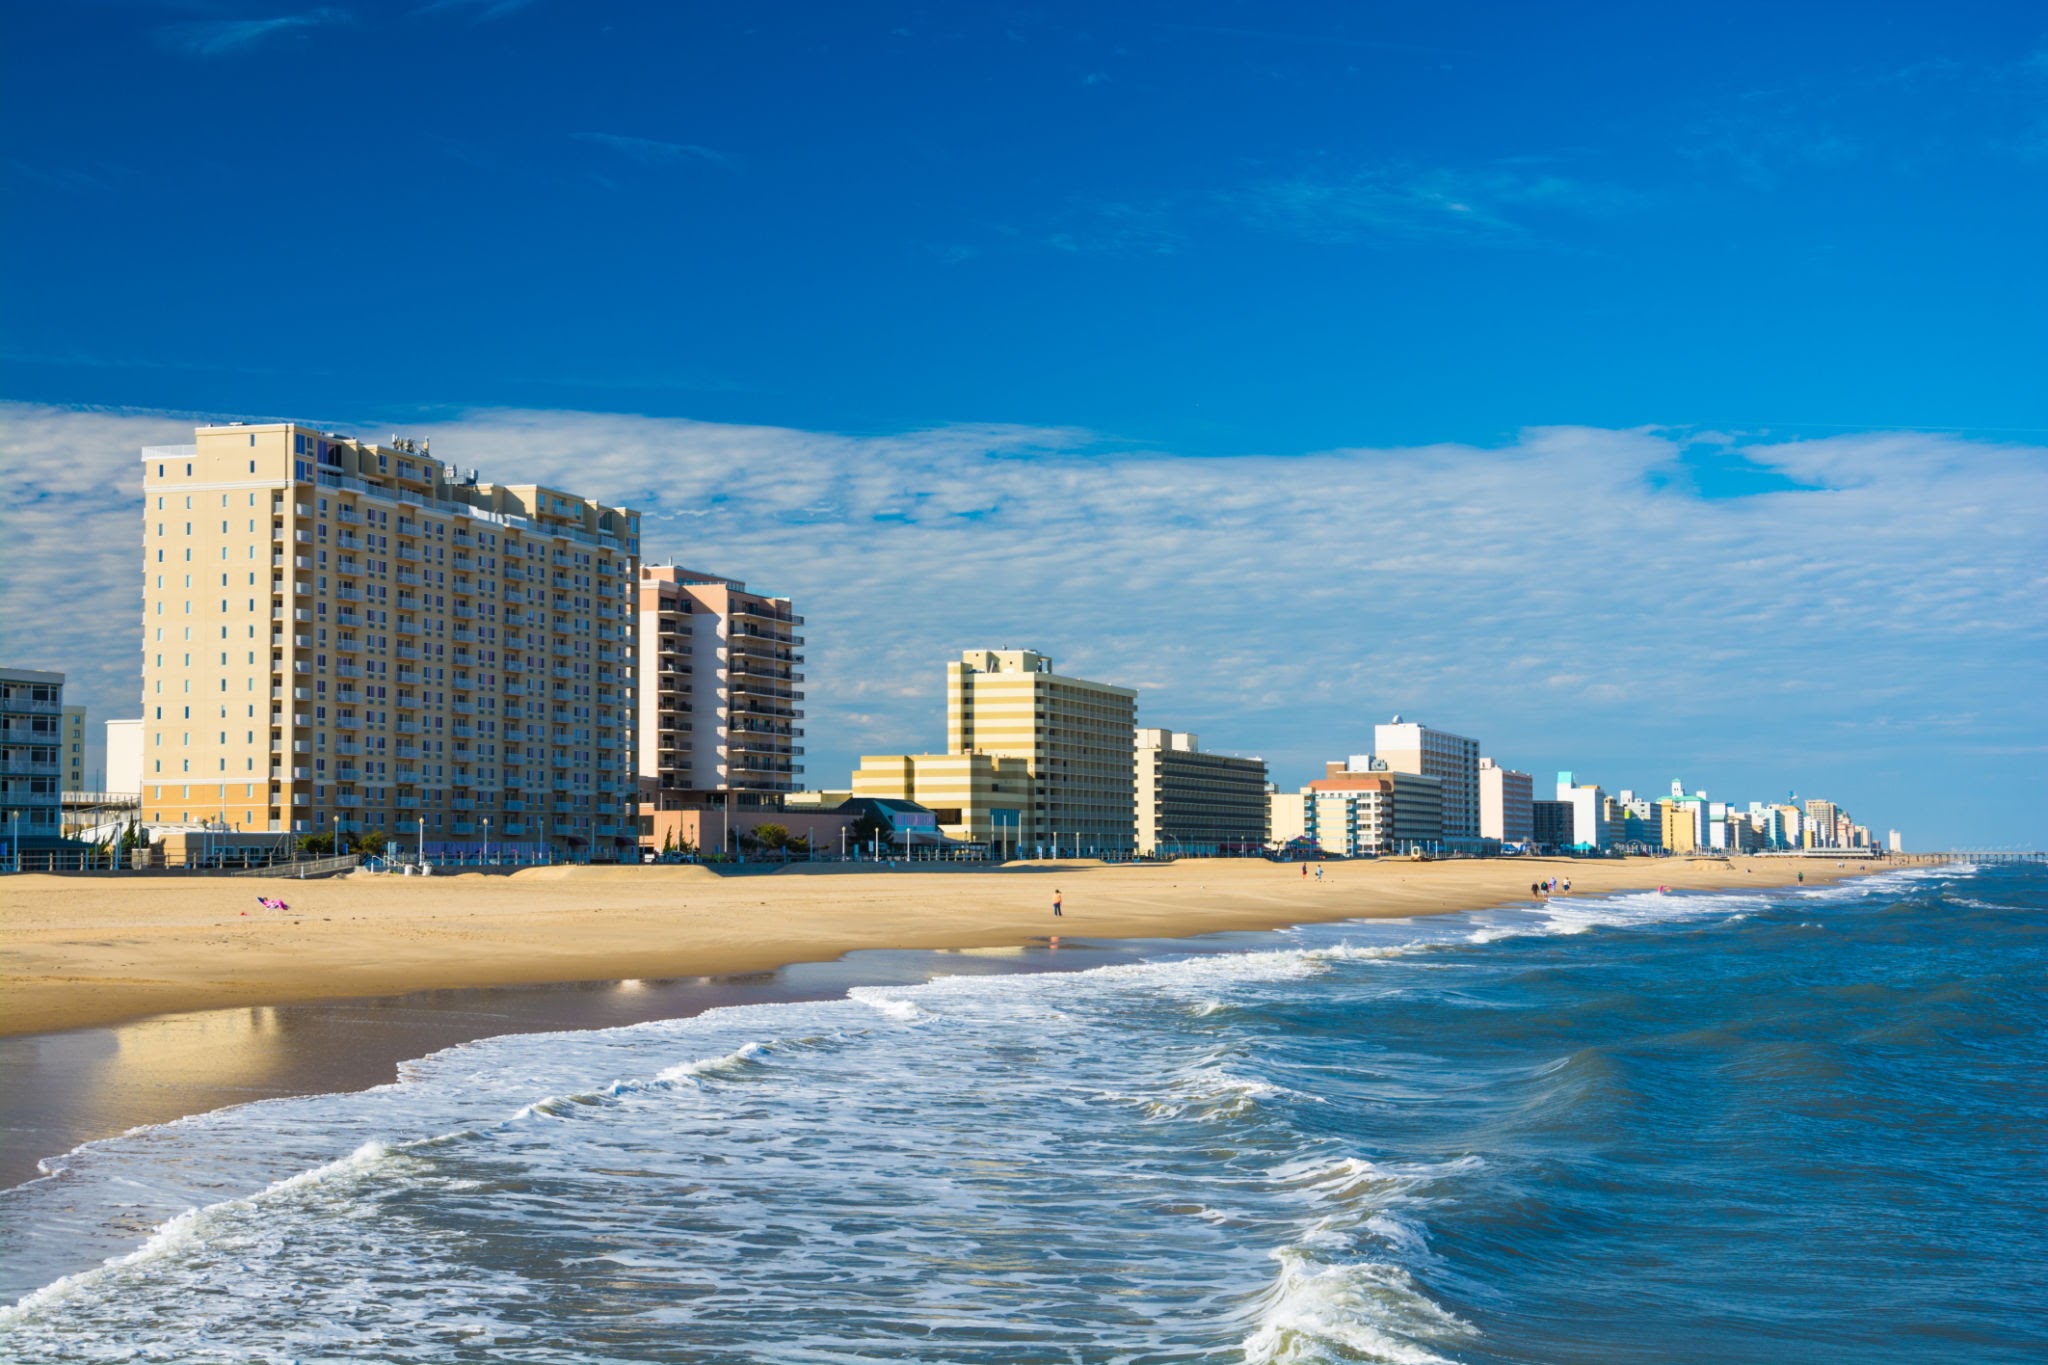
0,856,1883,1039
0,856,1893,1192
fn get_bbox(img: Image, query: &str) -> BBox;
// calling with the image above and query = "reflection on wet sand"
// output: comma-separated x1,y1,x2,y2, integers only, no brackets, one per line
0,937,1139,1190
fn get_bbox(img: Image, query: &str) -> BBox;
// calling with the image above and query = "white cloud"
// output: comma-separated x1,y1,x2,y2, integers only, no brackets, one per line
1229,162,1637,245
157,8,351,58
572,133,733,170
3,402,2041,844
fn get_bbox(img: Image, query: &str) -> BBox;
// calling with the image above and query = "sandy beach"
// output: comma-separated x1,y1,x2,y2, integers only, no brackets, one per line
0,855,1877,1038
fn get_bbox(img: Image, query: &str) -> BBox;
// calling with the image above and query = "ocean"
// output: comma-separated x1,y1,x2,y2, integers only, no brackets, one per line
1,862,2041,1363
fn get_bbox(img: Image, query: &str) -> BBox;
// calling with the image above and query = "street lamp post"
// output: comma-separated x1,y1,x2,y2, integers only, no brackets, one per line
483,816,491,866
417,816,425,869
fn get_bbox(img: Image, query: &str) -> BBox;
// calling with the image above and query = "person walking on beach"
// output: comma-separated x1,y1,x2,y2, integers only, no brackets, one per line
1563,877,1571,893
1053,889,1063,917
1314,865,1324,882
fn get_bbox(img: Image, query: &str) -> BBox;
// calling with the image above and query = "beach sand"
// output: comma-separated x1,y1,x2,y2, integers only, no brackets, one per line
0,855,1875,1038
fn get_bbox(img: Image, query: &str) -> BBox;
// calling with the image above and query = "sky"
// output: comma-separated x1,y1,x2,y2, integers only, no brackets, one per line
2,1,2045,847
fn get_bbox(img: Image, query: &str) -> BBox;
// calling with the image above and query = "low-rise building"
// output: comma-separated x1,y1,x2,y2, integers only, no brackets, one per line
1133,729,1269,856
1304,758,1445,854
852,751,1030,855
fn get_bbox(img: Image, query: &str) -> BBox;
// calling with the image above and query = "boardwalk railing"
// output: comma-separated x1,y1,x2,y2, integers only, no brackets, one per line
229,853,360,879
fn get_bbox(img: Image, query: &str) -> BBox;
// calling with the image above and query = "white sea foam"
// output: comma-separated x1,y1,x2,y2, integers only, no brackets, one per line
0,1138,398,1327
655,1039,769,1082
1241,1247,1473,1365
1140,1065,1322,1122
849,989,932,1022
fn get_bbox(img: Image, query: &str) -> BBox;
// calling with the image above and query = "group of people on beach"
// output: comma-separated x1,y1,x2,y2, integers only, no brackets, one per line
254,896,290,911
1531,877,1569,898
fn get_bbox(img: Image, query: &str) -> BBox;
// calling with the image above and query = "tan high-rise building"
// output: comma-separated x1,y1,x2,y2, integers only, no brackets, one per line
139,424,639,859
946,649,1137,853
637,565,804,816
1133,729,1268,856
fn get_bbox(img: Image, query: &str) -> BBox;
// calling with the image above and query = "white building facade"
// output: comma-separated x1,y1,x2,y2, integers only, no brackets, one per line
1374,718,1481,842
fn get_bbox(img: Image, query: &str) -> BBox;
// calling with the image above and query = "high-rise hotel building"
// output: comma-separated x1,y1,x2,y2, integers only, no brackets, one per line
140,424,639,859
637,565,806,816
948,649,1137,853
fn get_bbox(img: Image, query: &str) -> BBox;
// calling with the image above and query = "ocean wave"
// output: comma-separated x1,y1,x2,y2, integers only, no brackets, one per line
1138,1065,1325,1123
1241,1246,1474,1365
0,1138,401,1330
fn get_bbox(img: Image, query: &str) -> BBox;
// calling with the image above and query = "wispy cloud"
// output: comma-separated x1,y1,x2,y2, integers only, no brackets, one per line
573,133,734,170
1039,201,1186,257
157,7,350,58
413,0,542,20
7,400,2039,843
1229,162,1633,246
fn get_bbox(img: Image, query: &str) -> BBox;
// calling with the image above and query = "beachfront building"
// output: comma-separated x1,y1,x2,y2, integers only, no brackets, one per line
106,718,143,795
1618,795,1663,850
1374,718,1481,843
1659,797,1705,853
947,649,1138,855
1531,799,1573,851
139,424,640,860
1478,757,1532,844
62,704,87,792
1,667,67,854
1555,772,1608,851
636,565,804,854
1803,799,1846,849
1133,729,1269,856
851,751,1030,855
1270,757,1445,856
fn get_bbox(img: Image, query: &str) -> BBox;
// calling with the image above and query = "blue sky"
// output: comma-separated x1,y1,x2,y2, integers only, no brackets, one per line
3,1,2045,846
